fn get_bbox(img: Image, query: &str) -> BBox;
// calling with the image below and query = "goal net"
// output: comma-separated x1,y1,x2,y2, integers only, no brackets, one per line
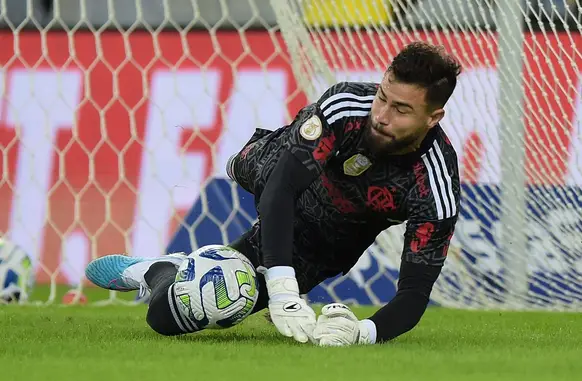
1,1,581,309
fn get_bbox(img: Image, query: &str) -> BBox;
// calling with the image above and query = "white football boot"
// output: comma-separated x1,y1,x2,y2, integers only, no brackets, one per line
85,253,187,295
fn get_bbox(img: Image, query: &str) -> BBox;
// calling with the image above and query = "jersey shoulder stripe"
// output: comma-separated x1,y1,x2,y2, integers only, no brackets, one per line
320,92,376,110
320,93,373,126
421,141,458,220
326,109,371,125
318,82,378,127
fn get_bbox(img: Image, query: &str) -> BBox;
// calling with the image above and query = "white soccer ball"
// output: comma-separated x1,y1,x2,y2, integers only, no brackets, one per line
173,244,259,330
0,238,34,303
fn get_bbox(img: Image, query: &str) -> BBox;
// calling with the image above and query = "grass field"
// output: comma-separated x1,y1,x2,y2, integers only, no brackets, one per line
1,286,581,381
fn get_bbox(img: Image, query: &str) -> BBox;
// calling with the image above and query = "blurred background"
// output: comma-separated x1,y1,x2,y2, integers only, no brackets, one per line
0,1,580,30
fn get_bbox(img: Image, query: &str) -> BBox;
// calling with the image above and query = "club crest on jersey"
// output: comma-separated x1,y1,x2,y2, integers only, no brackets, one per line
343,154,372,176
299,115,322,140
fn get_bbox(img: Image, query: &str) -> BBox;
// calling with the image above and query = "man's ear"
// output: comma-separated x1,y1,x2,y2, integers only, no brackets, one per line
428,108,445,129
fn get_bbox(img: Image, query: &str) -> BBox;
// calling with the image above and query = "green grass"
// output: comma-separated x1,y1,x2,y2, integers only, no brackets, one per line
1,292,581,381
25,285,138,306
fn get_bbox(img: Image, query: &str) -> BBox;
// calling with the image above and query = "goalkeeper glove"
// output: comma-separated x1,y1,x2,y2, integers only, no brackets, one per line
313,303,377,346
258,266,316,343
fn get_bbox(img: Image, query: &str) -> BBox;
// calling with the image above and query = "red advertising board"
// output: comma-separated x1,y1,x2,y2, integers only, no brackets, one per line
0,30,580,284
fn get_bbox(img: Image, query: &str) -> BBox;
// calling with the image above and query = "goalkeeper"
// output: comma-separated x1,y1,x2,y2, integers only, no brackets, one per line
86,41,462,346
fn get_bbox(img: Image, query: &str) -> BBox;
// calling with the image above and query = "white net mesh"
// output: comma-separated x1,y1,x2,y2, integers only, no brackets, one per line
274,0,582,310
1,1,581,309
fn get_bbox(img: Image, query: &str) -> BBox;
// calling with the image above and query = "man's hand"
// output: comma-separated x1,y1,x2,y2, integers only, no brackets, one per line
313,303,376,346
258,266,316,343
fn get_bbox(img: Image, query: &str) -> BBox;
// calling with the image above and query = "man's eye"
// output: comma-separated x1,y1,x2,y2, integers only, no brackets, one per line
391,105,407,114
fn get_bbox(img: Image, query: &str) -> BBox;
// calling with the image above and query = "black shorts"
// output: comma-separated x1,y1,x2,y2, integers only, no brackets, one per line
228,226,341,302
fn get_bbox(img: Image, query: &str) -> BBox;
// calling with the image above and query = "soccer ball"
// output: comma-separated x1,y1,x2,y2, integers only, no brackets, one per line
173,244,259,330
0,238,34,303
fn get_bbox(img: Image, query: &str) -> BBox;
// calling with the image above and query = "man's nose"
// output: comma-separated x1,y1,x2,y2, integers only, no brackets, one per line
374,108,392,128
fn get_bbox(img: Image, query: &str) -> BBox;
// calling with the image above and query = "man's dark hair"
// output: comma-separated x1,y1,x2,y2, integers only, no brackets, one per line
388,41,462,109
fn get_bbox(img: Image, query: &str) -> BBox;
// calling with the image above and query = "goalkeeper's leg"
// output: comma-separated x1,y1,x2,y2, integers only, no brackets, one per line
143,261,186,336
145,228,269,336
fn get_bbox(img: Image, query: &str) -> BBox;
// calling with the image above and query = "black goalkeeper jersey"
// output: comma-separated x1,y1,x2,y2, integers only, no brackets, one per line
227,81,462,343
229,81,460,274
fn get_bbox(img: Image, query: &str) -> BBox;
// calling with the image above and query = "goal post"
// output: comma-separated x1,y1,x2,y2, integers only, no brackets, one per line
496,0,528,308
1,1,581,309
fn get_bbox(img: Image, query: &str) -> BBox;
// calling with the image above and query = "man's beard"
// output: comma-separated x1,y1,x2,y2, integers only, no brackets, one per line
363,120,423,158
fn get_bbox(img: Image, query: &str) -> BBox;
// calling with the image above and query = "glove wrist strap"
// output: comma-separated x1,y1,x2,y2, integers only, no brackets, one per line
257,265,295,281
258,266,300,299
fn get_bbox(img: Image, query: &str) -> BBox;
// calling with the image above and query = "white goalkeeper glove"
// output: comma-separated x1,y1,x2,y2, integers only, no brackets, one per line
258,266,316,343
313,303,377,346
